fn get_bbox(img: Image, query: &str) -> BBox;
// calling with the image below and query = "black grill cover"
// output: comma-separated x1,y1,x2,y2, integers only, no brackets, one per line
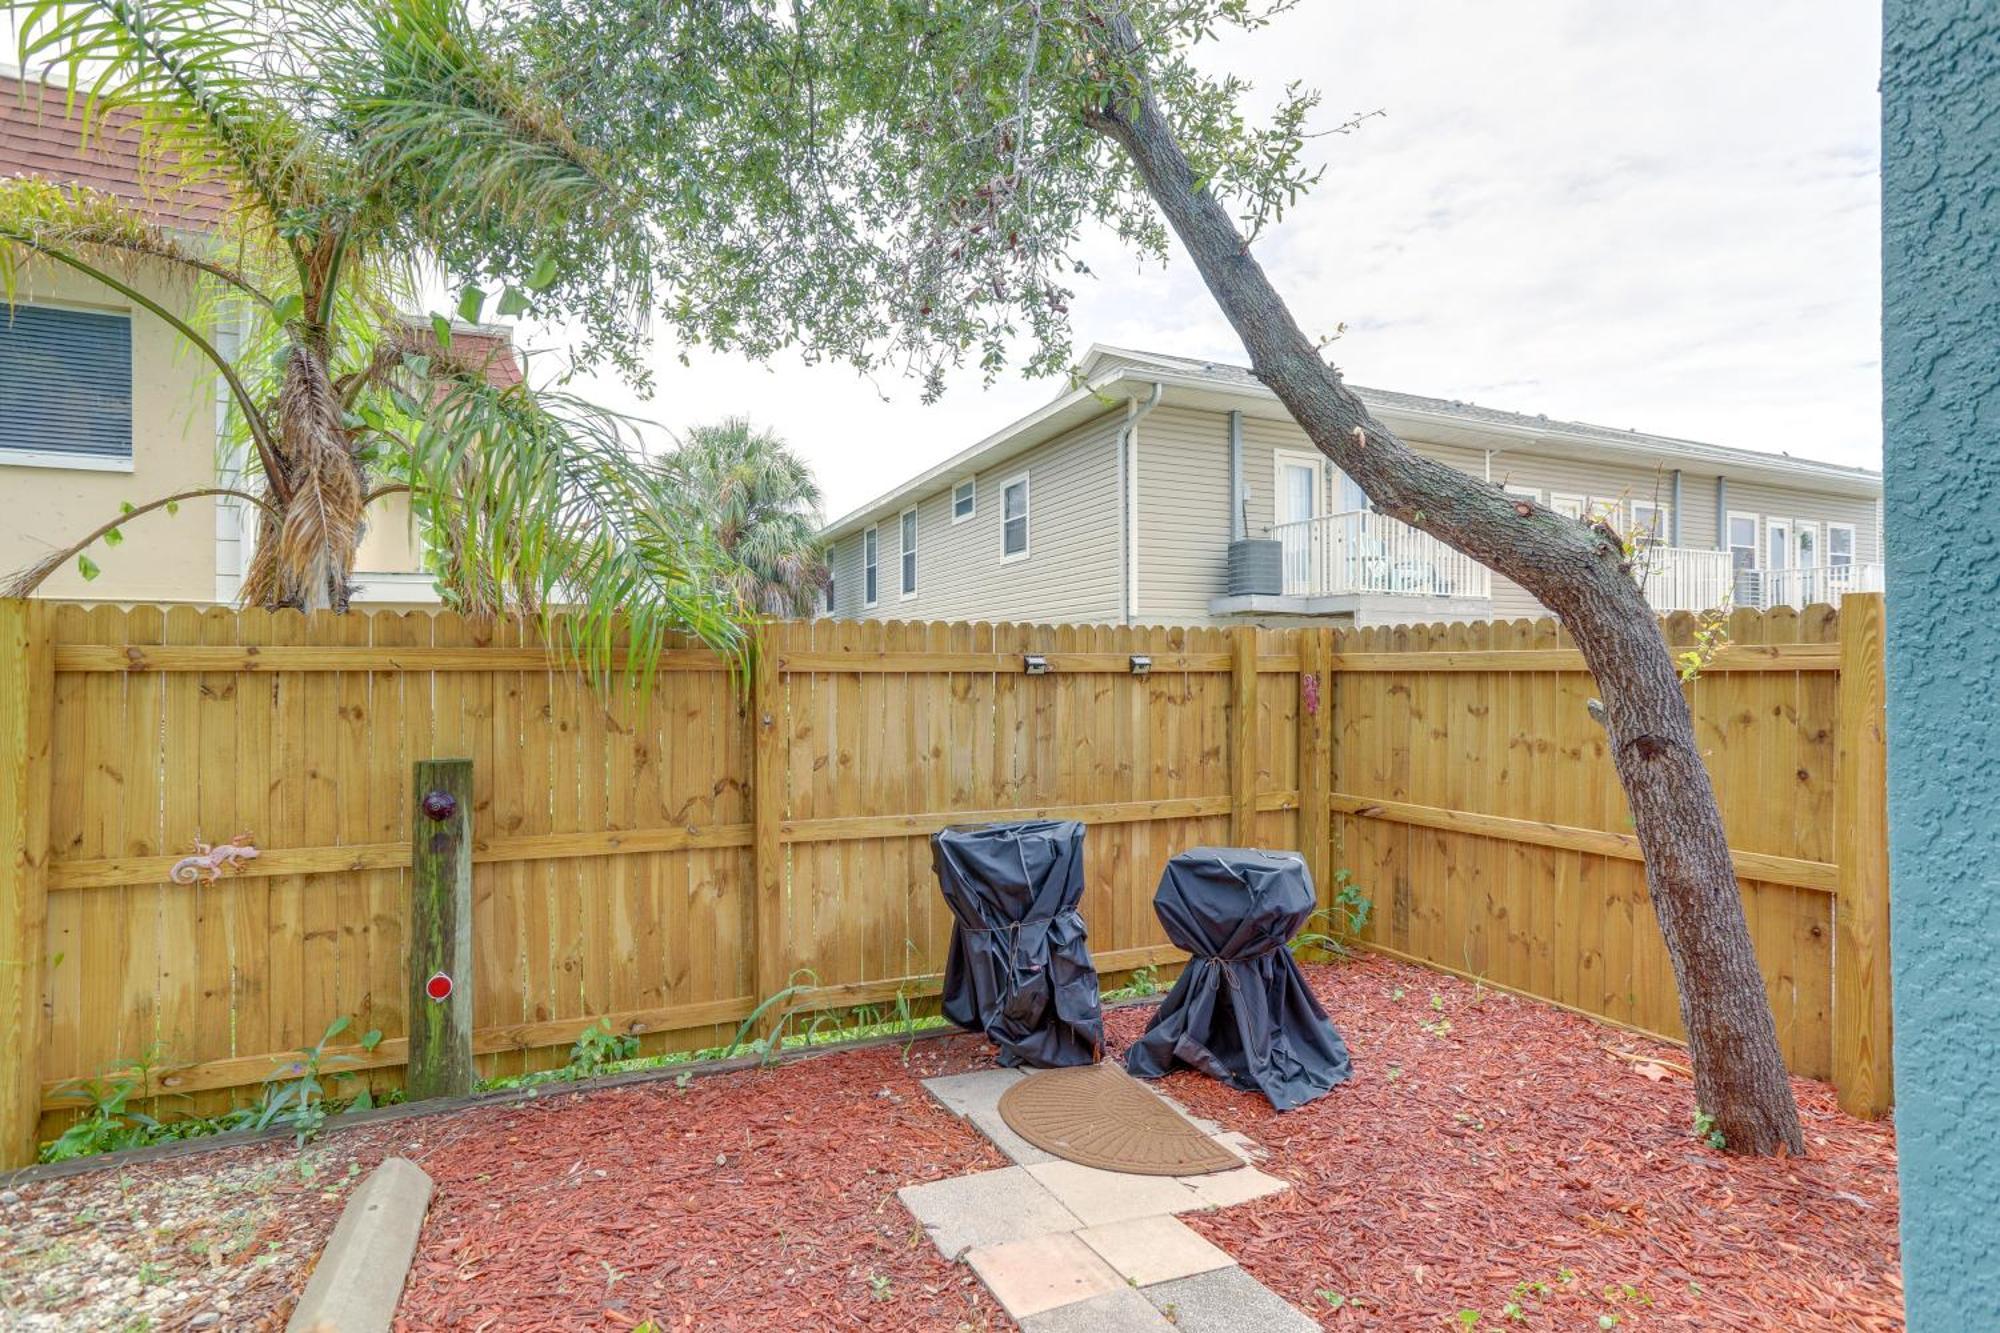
1124,847,1352,1109
932,820,1103,1068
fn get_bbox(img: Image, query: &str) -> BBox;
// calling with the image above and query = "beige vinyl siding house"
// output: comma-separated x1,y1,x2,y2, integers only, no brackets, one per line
1,264,231,603
2,69,512,608
827,406,1128,623
822,345,1883,629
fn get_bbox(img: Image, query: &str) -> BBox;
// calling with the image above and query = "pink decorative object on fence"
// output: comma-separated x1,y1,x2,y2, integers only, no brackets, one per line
1301,671,1321,716
169,834,260,884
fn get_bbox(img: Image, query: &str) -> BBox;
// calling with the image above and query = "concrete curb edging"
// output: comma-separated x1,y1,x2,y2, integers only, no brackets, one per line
284,1156,433,1333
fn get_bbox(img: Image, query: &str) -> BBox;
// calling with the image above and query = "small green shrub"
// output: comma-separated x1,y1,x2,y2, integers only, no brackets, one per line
1289,869,1374,962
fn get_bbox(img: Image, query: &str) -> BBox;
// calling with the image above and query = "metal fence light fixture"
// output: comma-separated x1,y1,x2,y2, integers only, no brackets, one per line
1129,654,1152,677
1023,654,1051,675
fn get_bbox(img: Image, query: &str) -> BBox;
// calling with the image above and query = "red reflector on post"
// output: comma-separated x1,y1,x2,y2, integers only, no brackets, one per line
425,972,453,1002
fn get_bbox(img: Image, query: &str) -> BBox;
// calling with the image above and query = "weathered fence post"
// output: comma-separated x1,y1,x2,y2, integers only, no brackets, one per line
1834,592,1892,1117
0,599,53,1168
1230,626,1259,846
751,632,787,1025
1296,628,1333,903
408,759,474,1099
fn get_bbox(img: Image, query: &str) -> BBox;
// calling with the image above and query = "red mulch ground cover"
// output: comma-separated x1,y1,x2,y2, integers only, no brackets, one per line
391,1043,1013,1332
6,953,1896,1331
1126,956,1903,1331
382,954,1899,1331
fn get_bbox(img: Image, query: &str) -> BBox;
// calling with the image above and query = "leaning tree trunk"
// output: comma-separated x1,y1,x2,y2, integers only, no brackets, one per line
1085,15,1802,1155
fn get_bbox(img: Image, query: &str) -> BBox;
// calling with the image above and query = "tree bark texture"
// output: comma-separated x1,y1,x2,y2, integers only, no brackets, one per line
1085,13,1802,1154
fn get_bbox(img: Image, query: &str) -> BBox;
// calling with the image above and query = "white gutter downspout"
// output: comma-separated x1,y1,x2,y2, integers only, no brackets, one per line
1229,410,1246,541
1671,469,1684,545
1121,383,1165,625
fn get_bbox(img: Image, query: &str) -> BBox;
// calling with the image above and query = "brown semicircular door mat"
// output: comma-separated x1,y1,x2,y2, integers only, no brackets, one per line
997,1063,1242,1176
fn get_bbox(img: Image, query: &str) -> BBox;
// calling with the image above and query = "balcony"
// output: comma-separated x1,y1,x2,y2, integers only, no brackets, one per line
1736,562,1885,610
1271,510,1492,600
1633,545,1733,613
1237,515,1882,622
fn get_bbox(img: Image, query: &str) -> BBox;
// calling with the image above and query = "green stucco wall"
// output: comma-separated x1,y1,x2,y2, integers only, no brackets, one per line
1882,2,2000,1325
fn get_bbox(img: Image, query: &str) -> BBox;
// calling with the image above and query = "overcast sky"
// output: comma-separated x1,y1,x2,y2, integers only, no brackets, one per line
521,1,1881,523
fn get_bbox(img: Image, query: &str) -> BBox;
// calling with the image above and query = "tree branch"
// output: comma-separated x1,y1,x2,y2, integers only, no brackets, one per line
2,487,279,597
1081,5,1803,1155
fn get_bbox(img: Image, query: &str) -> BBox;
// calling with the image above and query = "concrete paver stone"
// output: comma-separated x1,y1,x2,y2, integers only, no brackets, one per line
1024,1159,1202,1226
1019,1286,1178,1332
964,1232,1125,1319
896,1167,1084,1259
1076,1214,1237,1286
1142,1266,1320,1332
921,1070,1056,1165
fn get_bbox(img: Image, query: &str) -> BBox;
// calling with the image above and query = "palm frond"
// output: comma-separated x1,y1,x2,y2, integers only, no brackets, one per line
396,371,749,688
12,0,309,227
657,417,830,619
0,177,271,302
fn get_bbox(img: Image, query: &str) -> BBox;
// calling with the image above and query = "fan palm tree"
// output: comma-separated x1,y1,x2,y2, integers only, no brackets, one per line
657,420,830,619
0,0,744,669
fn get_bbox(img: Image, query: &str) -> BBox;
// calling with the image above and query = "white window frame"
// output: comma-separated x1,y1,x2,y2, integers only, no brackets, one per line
898,506,918,599
1629,498,1670,546
1272,449,1327,525
1793,519,1820,569
1549,492,1585,520
951,478,976,523
1827,522,1857,569
0,297,138,473
1727,511,1761,569
1766,517,1792,573
999,473,1031,562
1503,484,1540,506
862,524,880,608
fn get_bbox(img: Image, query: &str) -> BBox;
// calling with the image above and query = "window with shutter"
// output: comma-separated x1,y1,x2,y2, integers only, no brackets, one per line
0,303,135,465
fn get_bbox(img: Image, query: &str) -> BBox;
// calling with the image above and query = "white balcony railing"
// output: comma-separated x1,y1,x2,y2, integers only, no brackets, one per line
1737,562,1885,610
1634,545,1733,613
1271,510,1491,601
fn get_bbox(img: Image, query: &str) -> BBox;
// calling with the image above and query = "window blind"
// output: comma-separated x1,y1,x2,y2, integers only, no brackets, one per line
0,302,135,461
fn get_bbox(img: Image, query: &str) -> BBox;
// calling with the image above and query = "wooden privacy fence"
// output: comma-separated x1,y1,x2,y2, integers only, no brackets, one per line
0,597,1889,1166
1330,596,1892,1118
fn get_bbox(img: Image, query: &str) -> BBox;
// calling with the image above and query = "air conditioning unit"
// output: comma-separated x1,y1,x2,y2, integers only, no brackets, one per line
1227,539,1283,596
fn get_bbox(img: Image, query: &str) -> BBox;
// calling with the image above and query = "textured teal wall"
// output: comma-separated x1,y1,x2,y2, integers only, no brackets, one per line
1882,2,2000,1325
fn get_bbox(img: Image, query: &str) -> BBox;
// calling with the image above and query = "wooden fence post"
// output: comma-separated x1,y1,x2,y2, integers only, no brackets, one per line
1834,592,1892,1117
1230,626,1259,846
1297,628,1333,902
408,758,474,1099
751,631,787,1021
0,600,53,1168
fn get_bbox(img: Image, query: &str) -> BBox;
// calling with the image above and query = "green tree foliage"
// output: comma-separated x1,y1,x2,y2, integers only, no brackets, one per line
381,0,1331,397
0,0,745,674
658,420,830,619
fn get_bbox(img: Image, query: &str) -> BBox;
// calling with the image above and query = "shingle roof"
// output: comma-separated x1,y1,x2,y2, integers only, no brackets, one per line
1082,345,1882,483
1,72,232,228
3,73,524,390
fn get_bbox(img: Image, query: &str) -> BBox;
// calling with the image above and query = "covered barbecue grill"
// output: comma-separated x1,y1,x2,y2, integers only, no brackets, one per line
932,819,1103,1068
1124,847,1351,1109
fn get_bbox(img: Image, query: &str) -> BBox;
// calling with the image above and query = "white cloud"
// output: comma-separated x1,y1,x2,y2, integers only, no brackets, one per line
535,0,1880,520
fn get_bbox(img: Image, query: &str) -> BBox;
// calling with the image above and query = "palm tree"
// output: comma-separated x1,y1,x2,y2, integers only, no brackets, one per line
658,419,830,619
0,0,744,668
